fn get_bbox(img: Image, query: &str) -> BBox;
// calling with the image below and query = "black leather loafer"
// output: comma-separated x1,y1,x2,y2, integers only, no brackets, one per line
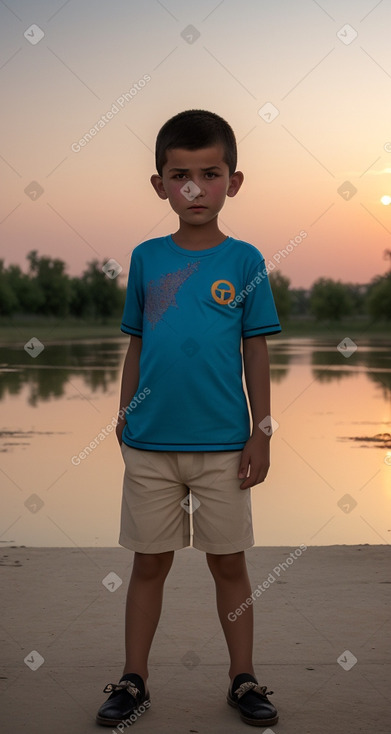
96,672,151,727
227,673,278,726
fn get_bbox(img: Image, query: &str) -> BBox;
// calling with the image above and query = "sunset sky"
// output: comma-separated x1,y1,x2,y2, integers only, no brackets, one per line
1,0,391,288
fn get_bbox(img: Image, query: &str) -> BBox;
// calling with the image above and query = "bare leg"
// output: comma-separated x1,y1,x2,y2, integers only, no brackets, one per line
206,551,255,682
123,550,174,686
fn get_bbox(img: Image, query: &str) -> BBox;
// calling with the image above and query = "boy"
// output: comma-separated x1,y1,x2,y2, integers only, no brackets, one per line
96,110,281,728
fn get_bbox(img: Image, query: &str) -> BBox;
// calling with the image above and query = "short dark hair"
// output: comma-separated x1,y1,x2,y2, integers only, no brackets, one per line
155,109,237,176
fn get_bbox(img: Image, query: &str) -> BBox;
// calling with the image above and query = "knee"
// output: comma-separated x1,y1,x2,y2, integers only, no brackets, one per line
206,551,245,582
133,550,174,581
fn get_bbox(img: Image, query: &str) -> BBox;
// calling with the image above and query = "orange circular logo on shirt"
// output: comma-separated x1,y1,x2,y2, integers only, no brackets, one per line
211,280,236,304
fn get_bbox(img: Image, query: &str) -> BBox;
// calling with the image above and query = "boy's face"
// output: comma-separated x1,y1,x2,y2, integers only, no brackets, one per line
150,144,243,225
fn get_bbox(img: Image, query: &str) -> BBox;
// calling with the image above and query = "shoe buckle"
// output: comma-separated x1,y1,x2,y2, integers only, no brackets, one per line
103,681,140,697
234,681,273,700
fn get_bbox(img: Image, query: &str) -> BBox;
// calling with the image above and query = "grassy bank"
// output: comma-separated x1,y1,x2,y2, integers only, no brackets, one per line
0,316,389,344
0,318,124,345
279,318,391,340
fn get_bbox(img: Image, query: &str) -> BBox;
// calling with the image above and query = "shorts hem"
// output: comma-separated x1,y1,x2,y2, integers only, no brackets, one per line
118,534,190,554
192,534,255,554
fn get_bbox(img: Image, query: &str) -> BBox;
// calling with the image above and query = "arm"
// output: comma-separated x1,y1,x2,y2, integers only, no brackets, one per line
116,335,142,445
238,335,272,489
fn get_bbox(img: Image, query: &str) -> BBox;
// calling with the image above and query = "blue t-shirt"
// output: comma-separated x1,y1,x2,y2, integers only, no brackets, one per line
120,234,281,451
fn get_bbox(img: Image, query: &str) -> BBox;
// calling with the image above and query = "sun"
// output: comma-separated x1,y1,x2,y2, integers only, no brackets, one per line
381,195,391,205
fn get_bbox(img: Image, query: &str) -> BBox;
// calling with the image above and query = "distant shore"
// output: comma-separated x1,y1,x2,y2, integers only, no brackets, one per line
0,317,390,345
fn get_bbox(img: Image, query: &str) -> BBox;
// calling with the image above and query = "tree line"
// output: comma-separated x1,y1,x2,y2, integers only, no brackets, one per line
0,250,390,321
270,269,391,321
0,251,124,319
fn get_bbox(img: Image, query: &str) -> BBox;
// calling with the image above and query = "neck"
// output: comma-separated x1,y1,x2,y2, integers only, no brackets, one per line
172,218,226,249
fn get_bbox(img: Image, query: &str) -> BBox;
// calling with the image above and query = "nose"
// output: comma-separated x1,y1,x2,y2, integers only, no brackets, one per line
192,179,205,197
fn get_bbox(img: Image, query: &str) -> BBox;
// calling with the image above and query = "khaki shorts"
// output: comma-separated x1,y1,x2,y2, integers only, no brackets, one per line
119,444,254,555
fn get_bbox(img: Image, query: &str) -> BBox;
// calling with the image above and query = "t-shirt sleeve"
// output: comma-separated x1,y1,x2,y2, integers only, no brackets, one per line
242,259,281,338
120,250,144,336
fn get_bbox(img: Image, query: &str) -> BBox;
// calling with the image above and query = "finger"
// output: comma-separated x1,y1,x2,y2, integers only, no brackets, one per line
238,454,250,479
239,468,255,489
240,467,267,489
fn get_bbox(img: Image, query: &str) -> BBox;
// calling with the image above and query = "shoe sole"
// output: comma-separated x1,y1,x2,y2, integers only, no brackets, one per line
227,695,279,727
96,697,151,727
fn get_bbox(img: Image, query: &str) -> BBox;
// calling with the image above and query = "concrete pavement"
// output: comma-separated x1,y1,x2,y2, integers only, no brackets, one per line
1,545,390,733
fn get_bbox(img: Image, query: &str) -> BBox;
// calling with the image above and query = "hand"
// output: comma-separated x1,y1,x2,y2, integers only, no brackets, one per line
238,434,270,489
116,420,125,446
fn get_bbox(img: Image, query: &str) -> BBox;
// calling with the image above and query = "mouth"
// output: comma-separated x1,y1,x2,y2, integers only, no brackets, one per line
188,205,207,209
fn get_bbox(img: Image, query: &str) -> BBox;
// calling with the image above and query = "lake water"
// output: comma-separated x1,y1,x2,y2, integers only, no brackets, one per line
1,336,390,547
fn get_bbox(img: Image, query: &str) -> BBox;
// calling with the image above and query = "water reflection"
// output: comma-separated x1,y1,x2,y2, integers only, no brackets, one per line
1,337,390,406
0,336,390,546
339,432,391,449
0,340,123,405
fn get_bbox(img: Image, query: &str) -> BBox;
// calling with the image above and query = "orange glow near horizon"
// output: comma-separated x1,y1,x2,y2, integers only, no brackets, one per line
1,2,391,288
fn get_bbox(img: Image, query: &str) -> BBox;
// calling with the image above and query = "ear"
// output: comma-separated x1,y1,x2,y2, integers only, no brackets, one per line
226,171,244,198
150,174,168,200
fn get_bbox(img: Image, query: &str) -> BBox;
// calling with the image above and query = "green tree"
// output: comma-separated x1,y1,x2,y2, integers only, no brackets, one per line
310,278,353,321
345,283,367,316
27,250,71,316
6,263,44,314
69,276,91,318
0,260,19,314
290,288,310,316
366,274,391,320
80,259,125,319
268,271,291,319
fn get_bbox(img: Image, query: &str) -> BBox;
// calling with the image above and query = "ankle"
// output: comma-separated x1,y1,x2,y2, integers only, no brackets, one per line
229,667,255,682
122,669,148,687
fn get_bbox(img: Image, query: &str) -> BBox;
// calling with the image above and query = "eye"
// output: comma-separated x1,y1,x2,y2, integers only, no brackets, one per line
172,173,187,179
205,172,219,179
